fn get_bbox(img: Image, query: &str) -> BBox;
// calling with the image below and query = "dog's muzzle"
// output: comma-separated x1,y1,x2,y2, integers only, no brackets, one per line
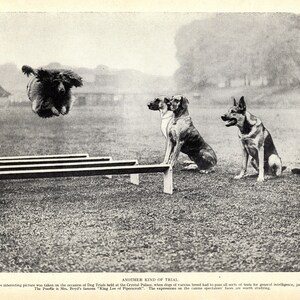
147,102,159,110
58,82,66,94
221,115,237,127
170,104,178,111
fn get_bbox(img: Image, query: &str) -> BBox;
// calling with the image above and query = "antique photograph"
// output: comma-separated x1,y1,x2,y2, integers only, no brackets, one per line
0,11,299,275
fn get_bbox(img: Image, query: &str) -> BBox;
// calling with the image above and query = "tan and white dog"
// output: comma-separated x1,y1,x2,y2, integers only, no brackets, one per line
221,96,283,181
162,95,217,171
147,96,173,138
147,96,196,169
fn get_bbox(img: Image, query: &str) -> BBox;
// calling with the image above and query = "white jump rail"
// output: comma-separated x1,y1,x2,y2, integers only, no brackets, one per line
0,153,89,160
0,160,138,171
0,159,137,181
0,156,112,166
0,164,173,194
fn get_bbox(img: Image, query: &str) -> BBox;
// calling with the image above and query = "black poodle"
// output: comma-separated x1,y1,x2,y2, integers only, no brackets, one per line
22,65,83,118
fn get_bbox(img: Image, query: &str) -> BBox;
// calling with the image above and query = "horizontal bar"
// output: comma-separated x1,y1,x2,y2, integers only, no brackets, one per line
0,153,89,160
0,164,170,180
0,156,112,166
0,160,138,171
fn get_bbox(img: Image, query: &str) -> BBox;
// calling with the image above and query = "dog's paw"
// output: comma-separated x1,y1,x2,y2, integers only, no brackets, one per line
183,160,194,165
200,168,215,174
60,106,67,115
184,164,198,170
50,106,60,116
234,174,245,180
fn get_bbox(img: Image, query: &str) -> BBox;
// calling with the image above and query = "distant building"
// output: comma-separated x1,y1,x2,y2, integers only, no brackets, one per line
95,74,117,86
218,76,268,88
73,65,175,106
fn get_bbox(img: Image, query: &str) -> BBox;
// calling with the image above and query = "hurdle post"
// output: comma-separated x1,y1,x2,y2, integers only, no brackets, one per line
130,160,139,185
163,166,173,194
105,157,113,179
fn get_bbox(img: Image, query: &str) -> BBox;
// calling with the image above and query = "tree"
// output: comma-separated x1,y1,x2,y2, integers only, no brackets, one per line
174,13,300,90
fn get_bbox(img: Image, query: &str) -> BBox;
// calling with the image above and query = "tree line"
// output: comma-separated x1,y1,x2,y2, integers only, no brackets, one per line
174,13,300,90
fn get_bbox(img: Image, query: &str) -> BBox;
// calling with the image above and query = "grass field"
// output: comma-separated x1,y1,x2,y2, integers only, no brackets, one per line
0,96,299,272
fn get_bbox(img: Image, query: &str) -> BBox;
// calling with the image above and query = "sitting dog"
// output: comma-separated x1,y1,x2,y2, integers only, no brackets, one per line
147,96,197,169
147,96,173,138
221,96,283,181
163,95,217,171
22,65,83,118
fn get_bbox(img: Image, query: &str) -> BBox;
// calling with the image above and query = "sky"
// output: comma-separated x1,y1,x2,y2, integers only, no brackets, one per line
0,12,209,76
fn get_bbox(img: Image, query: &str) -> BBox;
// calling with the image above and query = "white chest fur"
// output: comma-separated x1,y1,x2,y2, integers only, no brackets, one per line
160,111,173,138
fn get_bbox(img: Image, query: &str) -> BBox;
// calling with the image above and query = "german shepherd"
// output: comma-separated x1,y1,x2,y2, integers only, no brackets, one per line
221,96,283,181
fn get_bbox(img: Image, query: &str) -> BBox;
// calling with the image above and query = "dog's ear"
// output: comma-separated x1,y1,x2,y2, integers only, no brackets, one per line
22,65,36,77
36,69,51,82
181,96,189,107
182,96,189,104
62,70,83,87
163,97,171,105
238,96,246,112
231,96,237,106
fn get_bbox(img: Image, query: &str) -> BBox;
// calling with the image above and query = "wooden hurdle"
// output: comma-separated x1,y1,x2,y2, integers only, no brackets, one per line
0,159,137,183
0,154,173,194
0,164,173,194
0,160,138,171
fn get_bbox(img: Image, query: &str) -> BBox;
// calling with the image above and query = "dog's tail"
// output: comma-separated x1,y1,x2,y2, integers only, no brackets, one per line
291,168,300,175
22,65,37,77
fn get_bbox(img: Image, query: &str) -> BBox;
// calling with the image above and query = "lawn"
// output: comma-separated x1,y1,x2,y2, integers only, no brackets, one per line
0,97,299,272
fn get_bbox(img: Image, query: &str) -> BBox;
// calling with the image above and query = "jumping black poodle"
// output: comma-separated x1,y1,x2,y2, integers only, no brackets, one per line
22,65,83,118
